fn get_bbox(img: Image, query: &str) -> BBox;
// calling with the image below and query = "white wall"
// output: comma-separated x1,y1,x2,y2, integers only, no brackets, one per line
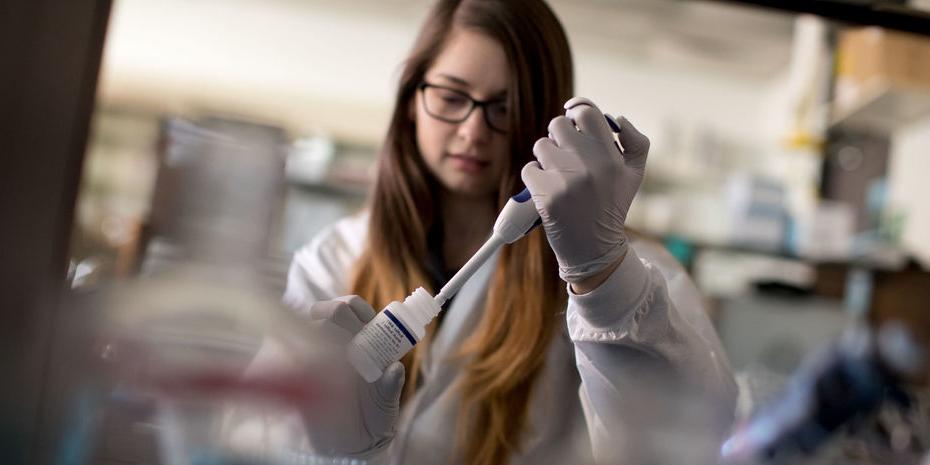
99,0,793,149
888,116,930,267
100,0,429,143
574,48,771,148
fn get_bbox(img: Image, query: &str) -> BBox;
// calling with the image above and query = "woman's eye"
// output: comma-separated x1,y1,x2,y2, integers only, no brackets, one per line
441,94,467,105
489,102,508,116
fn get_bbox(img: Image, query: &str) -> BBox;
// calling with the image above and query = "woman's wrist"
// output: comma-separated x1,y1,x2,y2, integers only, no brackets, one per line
569,249,627,295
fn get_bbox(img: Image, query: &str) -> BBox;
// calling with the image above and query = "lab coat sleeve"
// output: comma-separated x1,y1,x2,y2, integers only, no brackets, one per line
282,220,360,310
567,247,738,465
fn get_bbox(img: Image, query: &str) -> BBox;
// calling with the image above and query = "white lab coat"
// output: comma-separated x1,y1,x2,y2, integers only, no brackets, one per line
245,211,737,465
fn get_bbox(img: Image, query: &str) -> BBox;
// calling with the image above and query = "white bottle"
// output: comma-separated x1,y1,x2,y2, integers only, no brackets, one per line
347,287,441,383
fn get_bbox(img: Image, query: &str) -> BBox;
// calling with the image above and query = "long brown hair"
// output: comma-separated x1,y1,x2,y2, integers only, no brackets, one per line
349,1,572,463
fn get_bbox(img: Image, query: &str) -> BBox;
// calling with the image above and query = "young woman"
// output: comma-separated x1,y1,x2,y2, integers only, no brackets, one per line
278,1,737,464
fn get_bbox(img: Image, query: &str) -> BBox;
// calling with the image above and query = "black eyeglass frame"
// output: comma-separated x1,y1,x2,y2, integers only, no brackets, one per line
417,82,509,134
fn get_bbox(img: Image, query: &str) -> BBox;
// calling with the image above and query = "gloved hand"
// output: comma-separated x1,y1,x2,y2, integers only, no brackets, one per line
302,296,405,458
521,97,649,283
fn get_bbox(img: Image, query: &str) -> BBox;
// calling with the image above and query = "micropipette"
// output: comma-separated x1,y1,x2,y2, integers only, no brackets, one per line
348,112,622,383
433,114,622,307
433,187,539,307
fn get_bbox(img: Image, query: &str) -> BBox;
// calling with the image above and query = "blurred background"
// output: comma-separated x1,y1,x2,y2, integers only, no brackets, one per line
78,0,930,373
5,0,930,464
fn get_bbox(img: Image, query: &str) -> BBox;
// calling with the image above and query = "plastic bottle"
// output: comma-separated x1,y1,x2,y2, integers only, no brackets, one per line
347,287,441,382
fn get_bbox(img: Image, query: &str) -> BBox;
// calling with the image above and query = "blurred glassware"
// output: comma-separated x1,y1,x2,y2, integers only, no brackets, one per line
56,116,356,465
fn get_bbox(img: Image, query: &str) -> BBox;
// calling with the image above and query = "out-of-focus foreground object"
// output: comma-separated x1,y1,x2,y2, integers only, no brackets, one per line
49,118,359,465
0,0,112,464
721,322,928,465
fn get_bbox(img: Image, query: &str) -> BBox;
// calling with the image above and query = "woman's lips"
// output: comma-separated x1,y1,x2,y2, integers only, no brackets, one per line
447,153,490,174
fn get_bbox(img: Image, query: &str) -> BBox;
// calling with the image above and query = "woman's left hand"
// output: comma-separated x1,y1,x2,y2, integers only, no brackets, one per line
300,297,404,458
521,97,650,285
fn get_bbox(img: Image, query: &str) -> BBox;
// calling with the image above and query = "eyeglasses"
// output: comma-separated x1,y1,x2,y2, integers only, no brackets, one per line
417,82,510,133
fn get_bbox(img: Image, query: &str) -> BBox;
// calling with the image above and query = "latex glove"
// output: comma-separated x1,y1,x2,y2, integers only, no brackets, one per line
521,97,649,283
302,296,405,458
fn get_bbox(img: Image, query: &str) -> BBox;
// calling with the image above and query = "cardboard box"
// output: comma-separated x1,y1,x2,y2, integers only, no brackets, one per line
838,27,930,92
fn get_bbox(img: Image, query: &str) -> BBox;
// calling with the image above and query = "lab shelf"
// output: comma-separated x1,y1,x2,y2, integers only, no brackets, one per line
830,80,930,133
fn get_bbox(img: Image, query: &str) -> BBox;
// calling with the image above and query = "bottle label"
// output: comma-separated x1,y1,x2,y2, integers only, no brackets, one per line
352,310,416,369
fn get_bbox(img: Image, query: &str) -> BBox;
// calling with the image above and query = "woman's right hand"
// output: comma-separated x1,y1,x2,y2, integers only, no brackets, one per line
302,296,405,458
521,97,650,286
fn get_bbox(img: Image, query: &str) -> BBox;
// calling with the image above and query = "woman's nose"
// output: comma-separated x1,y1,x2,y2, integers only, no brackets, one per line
457,107,491,144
